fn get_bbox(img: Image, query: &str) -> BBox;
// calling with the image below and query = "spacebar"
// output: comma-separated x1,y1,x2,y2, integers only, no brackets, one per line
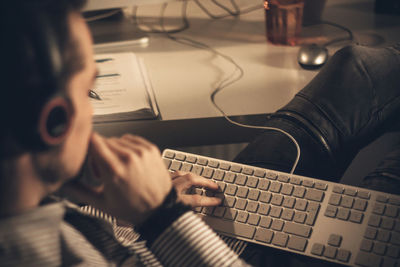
202,216,256,239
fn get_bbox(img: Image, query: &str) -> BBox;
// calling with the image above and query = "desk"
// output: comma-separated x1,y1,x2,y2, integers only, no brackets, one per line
92,0,400,149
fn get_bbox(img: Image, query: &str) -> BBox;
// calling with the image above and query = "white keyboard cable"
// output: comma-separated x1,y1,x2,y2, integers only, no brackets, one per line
138,1,302,175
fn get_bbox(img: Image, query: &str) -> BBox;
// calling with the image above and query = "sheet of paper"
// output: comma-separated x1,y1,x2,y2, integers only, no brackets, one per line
91,53,151,116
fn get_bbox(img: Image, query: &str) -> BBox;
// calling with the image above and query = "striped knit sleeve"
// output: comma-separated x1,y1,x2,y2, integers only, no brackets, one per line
150,211,251,267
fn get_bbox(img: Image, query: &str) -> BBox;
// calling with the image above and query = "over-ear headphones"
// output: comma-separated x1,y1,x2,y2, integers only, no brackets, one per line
13,3,71,149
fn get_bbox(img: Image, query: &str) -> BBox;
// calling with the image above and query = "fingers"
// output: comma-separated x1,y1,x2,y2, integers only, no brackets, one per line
172,172,220,191
180,194,222,207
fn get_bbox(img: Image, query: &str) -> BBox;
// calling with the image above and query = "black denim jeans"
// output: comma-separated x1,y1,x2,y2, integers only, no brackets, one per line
234,43,400,266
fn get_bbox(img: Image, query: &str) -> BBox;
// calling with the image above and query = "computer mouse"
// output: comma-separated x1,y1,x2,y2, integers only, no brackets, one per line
297,44,329,70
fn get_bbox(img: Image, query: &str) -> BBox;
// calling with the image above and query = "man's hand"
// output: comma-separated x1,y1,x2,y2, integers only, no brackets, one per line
170,171,222,207
65,133,172,225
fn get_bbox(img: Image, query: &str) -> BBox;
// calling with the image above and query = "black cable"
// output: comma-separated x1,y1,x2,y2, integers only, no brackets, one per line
319,20,354,47
194,0,261,20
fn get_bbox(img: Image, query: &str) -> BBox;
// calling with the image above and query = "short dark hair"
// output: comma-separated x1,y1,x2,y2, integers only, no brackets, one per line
0,0,87,158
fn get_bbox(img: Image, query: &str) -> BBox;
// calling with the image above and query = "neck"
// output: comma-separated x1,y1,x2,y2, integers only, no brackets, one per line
0,154,47,218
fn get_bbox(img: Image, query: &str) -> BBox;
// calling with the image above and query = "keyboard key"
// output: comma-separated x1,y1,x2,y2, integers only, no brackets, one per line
187,156,197,163
237,211,249,223
259,192,272,203
192,165,203,176
231,165,242,173
235,174,247,185
293,186,306,198
373,203,386,215
349,210,364,223
373,242,387,255
365,227,378,240
388,197,400,206
323,246,337,259
225,184,238,196
382,257,397,267
377,230,391,243
170,161,182,171
384,205,398,218
337,208,350,221
283,222,312,238
305,211,319,226
235,199,247,210
381,217,395,230
368,214,382,227
333,186,344,194
258,179,270,190
248,214,261,225
336,249,351,263
246,177,259,188
344,188,357,196
360,239,374,252
163,158,172,168
254,169,266,178
213,207,225,217
354,199,368,211
203,216,255,239
207,159,218,167
287,236,308,252
390,232,400,245
278,175,289,183
219,162,230,170
224,172,236,183
355,251,382,267
290,177,301,185
223,209,237,220
281,209,294,221
293,211,307,224
223,196,236,207
260,216,272,228
307,201,320,213
258,204,270,215
325,205,338,218
376,195,388,203
164,151,175,159
386,245,400,258
175,153,186,161
341,196,354,208
327,234,342,247
181,162,193,172
328,194,341,206
311,243,324,256
302,180,314,188
243,167,254,175
248,189,260,201
271,219,284,231
314,182,327,191
283,197,296,209
269,206,282,218
197,158,208,166
255,228,273,243
269,182,282,193
281,184,294,196
305,188,324,202
202,168,214,178
237,187,249,198
357,190,371,199
246,201,259,213
212,169,224,181
266,172,277,180
295,199,307,211
271,194,284,206
272,232,289,247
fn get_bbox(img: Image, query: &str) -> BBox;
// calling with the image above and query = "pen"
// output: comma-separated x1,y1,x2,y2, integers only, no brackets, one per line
95,58,114,63
89,90,102,100
96,73,120,78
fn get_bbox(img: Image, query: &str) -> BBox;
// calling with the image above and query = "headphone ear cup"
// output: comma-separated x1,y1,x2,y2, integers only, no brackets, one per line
38,97,71,145
46,106,68,138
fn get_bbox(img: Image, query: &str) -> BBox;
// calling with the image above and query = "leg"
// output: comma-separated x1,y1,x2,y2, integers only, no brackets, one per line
236,43,400,181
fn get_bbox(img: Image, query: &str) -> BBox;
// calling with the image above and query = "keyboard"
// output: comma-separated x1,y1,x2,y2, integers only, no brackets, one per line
162,149,400,267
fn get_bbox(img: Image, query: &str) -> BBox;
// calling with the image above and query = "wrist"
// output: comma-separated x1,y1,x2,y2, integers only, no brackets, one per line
137,187,191,246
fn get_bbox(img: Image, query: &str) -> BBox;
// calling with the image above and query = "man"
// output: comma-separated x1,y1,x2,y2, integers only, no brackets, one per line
0,1,248,266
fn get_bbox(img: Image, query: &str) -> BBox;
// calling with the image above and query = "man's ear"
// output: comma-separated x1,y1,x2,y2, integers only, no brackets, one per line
38,97,72,146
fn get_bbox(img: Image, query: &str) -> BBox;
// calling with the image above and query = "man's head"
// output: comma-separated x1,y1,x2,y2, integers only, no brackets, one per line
0,0,97,190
